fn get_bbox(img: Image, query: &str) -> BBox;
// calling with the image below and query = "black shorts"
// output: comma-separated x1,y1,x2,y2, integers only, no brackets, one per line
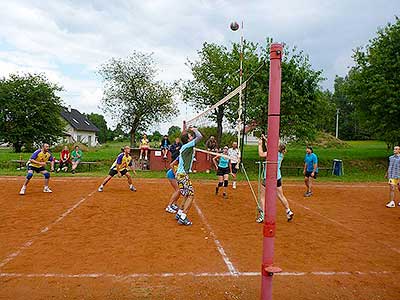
109,169,128,177
28,165,46,173
262,178,282,187
217,167,230,176
231,163,238,174
305,171,318,179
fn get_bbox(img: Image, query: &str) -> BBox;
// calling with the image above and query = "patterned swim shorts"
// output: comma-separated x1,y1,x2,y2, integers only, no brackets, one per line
176,173,194,197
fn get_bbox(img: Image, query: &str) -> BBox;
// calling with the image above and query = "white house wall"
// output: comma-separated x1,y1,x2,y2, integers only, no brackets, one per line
63,125,98,147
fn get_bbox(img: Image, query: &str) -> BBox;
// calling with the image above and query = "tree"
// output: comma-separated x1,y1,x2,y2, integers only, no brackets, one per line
0,73,64,152
150,130,162,142
99,51,177,146
346,17,400,145
183,41,325,143
168,125,181,137
86,113,108,143
182,41,261,145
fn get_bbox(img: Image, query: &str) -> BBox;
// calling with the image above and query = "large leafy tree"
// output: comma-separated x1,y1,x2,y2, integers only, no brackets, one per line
182,41,261,145
0,73,64,152
85,113,108,143
183,40,325,143
346,17,400,145
99,51,177,146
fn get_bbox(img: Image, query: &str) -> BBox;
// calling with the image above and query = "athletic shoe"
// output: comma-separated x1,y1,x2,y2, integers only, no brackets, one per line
56,168,61,173
71,170,75,174
98,186,104,192
304,191,313,197
19,186,26,195
165,206,177,214
175,211,182,220
129,185,137,192
287,210,294,221
232,182,237,189
62,166,68,172
178,216,192,226
43,187,52,193
256,212,264,223
215,187,219,195
171,203,179,211
386,200,395,208
398,202,400,207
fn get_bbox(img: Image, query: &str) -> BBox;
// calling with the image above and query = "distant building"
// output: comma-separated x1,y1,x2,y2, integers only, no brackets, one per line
60,106,99,147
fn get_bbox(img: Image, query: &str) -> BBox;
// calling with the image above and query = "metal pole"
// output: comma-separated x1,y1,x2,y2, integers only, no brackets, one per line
335,108,339,139
237,21,244,162
260,43,283,300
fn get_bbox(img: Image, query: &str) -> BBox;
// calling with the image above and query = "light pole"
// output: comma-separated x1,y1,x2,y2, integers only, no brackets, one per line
335,108,340,138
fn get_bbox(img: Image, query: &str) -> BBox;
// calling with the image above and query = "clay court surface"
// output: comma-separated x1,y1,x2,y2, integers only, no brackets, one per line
0,176,399,299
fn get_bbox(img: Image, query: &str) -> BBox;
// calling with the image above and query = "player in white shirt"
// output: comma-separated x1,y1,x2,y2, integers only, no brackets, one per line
228,142,240,189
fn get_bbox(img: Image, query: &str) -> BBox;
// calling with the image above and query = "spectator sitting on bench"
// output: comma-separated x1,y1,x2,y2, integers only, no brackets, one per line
139,134,150,161
71,145,83,174
57,145,71,172
160,135,171,159
170,137,182,161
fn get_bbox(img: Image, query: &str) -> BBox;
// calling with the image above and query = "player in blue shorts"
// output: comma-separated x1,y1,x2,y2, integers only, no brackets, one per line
19,143,55,195
165,157,180,213
98,146,136,192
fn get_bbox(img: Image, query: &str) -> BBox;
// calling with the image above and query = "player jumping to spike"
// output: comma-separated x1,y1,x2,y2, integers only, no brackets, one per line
175,122,203,226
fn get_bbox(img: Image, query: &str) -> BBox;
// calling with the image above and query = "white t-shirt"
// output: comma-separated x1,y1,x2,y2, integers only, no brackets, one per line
228,148,240,164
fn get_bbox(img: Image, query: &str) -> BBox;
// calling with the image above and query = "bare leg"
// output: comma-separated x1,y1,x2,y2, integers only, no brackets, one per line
168,179,180,207
41,170,50,186
101,175,113,186
389,184,395,202
182,195,194,214
22,170,33,187
277,186,290,210
223,174,229,196
125,173,132,185
304,176,310,192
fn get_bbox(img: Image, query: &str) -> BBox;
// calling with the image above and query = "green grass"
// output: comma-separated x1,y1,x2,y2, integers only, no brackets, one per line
0,140,392,182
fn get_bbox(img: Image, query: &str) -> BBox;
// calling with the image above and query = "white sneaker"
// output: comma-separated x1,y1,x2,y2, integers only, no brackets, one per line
386,200,395,208
19,186,26,195
165,205,177,214
43,186,52,193
286,210,294,221
232,182,237,189
98,186,103,192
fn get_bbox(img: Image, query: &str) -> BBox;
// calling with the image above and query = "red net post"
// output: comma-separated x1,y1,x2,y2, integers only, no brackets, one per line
260,43,283,300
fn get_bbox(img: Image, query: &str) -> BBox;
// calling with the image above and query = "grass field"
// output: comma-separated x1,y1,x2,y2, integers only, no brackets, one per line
0,140,392,182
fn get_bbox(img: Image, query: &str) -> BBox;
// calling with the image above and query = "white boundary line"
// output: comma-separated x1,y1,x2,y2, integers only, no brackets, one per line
0,270,396,279
0,190,97,269
290,200,400,255
194,203,239,276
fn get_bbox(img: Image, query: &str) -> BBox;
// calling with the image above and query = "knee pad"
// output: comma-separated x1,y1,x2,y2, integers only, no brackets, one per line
44,172,50,179
224,180,228,187
26,172,33,180
218,182,223,187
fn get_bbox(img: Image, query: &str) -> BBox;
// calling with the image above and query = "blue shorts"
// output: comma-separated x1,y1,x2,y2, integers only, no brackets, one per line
166,169,175,179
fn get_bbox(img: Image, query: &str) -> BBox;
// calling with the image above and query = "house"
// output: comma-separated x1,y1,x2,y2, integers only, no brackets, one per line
60,106,100,147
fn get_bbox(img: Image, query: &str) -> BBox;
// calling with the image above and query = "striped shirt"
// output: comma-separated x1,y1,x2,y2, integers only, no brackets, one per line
388,154,400,179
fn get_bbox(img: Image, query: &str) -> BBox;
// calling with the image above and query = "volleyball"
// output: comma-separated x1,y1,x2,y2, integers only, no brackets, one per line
230,21,239,31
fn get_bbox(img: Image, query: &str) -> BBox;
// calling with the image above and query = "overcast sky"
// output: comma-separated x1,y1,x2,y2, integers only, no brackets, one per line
0,0,398,133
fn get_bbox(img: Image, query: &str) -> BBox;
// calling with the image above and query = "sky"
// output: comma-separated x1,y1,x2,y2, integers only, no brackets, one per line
0,0,399,134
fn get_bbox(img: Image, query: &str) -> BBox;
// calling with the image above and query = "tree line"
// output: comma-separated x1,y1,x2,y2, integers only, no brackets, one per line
0,17,398,152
